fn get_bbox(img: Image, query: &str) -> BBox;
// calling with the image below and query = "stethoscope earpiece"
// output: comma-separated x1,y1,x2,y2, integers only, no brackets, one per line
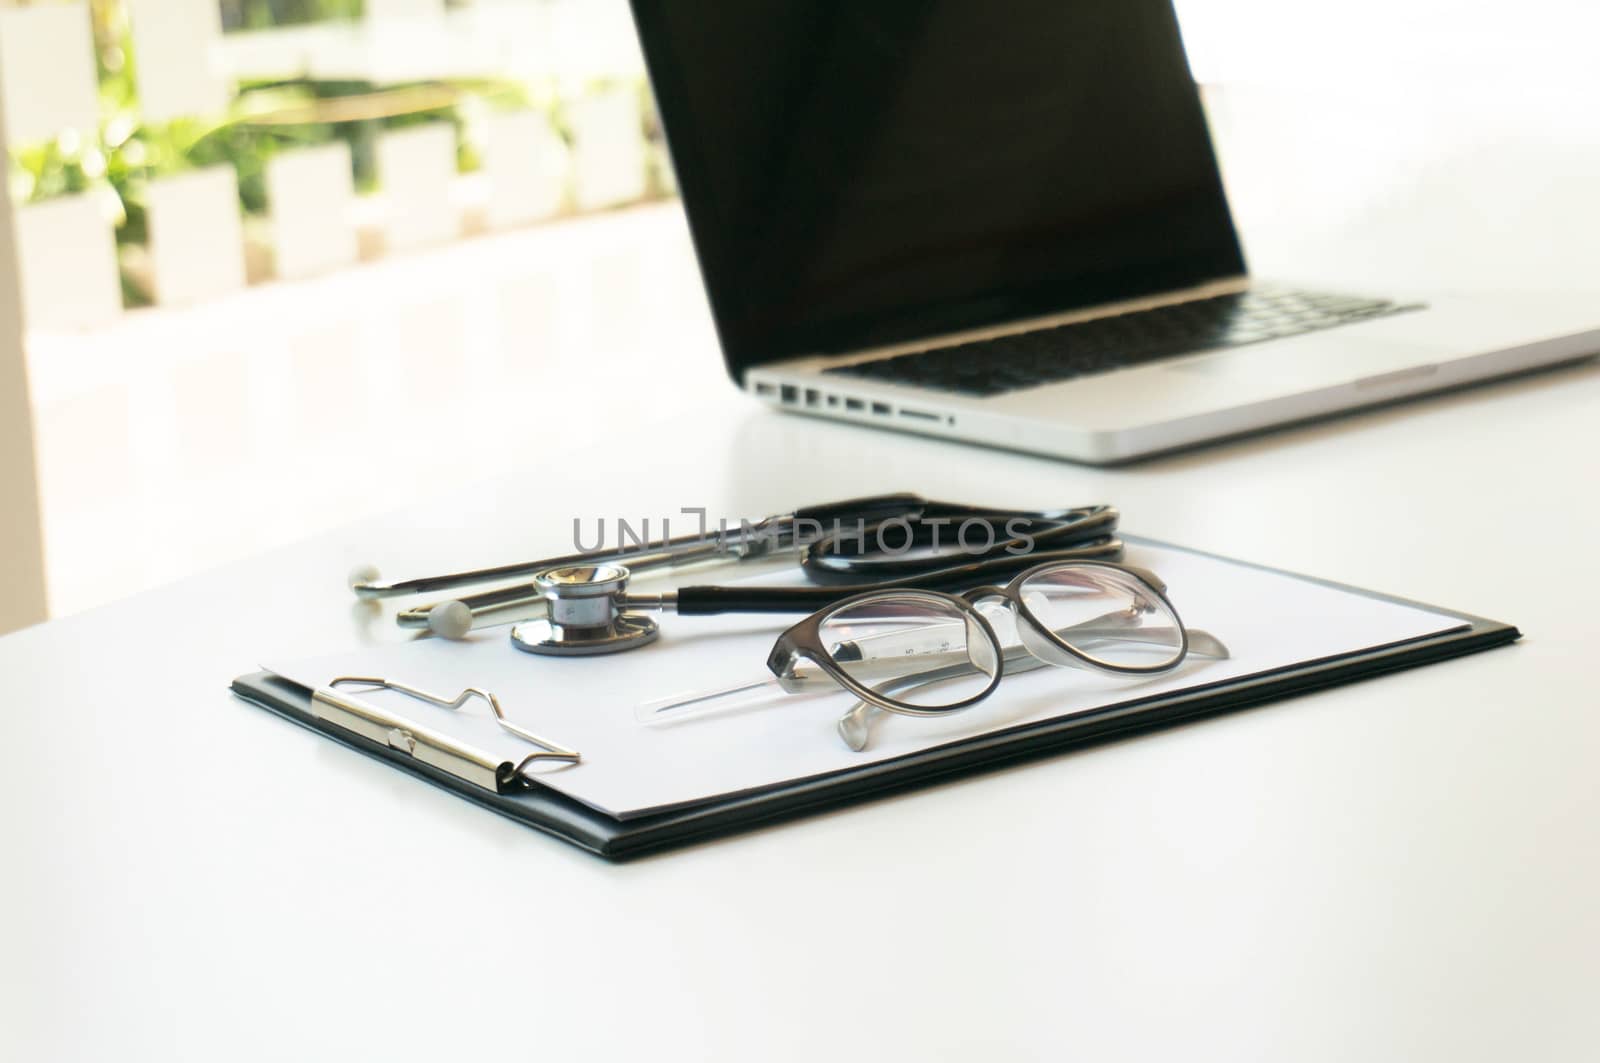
347,563,383,593
426,600,475,640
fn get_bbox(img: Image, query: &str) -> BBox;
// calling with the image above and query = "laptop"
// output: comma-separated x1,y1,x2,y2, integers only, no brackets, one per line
628,0,1600,464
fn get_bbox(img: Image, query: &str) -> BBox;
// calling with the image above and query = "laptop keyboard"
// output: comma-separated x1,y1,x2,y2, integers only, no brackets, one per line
822,288,1417,398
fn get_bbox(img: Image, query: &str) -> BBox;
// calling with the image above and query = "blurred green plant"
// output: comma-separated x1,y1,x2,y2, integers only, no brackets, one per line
221,0,364,32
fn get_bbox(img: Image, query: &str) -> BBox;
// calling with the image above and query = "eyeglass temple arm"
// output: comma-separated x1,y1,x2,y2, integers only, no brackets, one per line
816,608,1227,674
834,622,1230,751
648,611,1229,729
843,620,1229,693
781,612,1229,697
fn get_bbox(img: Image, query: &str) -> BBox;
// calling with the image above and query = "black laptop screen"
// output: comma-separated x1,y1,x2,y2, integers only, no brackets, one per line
630,0,1245,379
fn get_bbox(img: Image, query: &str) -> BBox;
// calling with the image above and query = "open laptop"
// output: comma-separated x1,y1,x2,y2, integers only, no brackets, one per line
629,0,1600,464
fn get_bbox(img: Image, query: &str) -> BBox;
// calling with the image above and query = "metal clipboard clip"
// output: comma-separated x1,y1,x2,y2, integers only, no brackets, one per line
310,676,580,795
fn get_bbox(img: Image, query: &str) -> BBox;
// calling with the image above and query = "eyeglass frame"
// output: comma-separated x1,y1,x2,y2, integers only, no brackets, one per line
764,559,1194,721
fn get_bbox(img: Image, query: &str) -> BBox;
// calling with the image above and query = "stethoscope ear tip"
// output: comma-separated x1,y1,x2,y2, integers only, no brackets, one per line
347,563,382,592
427,600,475,641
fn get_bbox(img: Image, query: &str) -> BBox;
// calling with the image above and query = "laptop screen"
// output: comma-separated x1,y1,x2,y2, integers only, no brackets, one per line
630,0,1245,380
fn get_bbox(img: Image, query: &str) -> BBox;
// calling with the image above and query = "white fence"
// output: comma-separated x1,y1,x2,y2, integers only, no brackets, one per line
0,0,653,331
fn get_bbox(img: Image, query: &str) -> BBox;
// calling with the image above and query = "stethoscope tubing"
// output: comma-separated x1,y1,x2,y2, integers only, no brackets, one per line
798,503,1120,584
390,496,1120,633
397,530,1124,630
673,537,1125,614
367,492,928,602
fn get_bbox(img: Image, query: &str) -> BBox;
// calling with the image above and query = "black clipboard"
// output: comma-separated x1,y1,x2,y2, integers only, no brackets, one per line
232,548,1518,861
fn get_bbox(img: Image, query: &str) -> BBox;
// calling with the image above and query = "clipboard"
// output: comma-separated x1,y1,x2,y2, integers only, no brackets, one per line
232,543,1519,861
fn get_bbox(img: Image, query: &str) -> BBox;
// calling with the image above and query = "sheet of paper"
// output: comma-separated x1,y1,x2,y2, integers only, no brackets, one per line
266,542,1468,820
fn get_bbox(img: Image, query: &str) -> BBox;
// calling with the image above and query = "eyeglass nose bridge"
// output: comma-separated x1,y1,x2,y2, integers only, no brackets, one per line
953,584,1089,676
959,584,1010,606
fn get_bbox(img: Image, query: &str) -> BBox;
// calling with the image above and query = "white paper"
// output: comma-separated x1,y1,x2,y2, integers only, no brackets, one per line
145,166,247,305
266,143,358,280
266,542,1468,820
0,4,100,144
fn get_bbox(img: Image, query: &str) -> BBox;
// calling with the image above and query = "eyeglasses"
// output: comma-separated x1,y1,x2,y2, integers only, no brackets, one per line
638,560,1229,751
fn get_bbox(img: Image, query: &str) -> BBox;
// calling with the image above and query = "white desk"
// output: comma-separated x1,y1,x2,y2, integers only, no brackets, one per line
3,83,1599,1060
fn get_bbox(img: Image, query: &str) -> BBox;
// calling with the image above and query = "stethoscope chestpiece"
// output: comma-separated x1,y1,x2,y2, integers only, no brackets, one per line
509,564,660,657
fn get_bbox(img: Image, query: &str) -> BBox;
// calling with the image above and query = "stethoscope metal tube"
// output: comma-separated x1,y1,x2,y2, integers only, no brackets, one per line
349,492,927,600
395,502,1122,637
358,494,1125,653
507,537,1127,656
354,527,757,601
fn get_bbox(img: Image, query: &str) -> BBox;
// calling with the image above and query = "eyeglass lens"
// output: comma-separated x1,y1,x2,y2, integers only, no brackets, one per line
1014,566,1185,669
817,594,999,709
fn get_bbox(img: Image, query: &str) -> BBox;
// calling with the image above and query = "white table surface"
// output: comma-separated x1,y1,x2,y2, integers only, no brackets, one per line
4,82,1599,1061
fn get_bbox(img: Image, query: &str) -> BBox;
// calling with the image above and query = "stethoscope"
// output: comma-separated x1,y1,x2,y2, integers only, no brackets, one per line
349,494,1122,656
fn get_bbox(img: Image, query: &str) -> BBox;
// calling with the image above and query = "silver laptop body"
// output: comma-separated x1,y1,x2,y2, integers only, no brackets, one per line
745,282,1600,464
633,0,1600,464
